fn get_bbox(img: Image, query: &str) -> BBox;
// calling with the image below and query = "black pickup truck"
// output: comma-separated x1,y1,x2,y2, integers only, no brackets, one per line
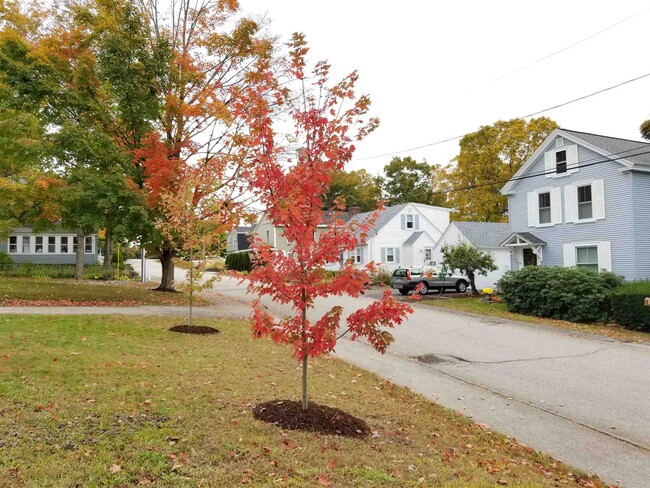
391,267,469,295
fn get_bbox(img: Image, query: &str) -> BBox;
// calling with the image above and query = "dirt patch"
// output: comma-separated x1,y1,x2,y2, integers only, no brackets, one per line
169,325,220,335
252,400,370,438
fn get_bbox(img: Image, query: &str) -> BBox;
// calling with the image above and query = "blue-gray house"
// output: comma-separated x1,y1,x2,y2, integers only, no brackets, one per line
0,227,100,265
500,129,650,281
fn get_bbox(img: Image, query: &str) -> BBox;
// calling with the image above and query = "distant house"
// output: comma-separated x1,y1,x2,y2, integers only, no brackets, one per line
432,221,511,289
252,209,357,256
0,227,100,265
225,226,254,254
500,128,650,281
345,203,452,271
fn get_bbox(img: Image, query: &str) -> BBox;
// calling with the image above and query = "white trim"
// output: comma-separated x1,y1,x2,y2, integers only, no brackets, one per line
563,240,612,271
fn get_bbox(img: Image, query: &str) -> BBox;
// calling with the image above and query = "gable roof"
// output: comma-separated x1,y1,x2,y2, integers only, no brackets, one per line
402,231,424,246
501,128,650,194
347,202,451,238
452,221,511,248
236,226,253,233
346,203,408,237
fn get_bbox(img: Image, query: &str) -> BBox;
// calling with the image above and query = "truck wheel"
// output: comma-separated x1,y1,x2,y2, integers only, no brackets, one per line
398,288,409,296
456,280,468,293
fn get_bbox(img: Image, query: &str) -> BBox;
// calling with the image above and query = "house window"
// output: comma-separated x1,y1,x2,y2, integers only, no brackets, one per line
406,215,414,229
386,247,395,263
266,230,270,243
8,236,17,253
538,192,551,224
556,150,567,174
355,247,363,264
424,248,432,261
577,185,593,220
35,236,43,253
60,236,69,253
576,246,599,272
73,237,78,253
22,236,30,253
84,236,93,254
48,236,56,253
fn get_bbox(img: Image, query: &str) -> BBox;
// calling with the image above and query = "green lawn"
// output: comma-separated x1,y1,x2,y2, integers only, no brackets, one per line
0,314,606,487
0,278,210,307
420,297,650,344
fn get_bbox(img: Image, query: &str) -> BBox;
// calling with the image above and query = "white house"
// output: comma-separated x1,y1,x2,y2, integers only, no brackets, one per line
346,203,452,272
432,221,511,289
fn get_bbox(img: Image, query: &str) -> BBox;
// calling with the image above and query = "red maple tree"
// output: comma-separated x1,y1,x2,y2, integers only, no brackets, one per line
245,34,413,410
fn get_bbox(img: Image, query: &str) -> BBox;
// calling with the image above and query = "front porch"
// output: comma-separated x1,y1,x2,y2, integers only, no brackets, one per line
501,232,547,270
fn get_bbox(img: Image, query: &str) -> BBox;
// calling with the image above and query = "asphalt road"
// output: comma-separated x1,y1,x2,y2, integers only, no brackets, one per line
137,260,650,487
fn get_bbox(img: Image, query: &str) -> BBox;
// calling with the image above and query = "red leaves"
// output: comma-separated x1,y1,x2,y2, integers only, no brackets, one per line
246,38,412,397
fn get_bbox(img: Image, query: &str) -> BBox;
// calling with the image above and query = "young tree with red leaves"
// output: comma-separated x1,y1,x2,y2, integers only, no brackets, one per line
245,34,413,411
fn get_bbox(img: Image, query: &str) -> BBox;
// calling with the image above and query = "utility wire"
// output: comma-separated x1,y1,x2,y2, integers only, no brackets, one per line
495,7,650,81
433,147,650,196
353,71,650,162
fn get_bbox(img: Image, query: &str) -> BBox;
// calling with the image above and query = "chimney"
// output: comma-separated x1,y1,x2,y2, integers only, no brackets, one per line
348,206,362,216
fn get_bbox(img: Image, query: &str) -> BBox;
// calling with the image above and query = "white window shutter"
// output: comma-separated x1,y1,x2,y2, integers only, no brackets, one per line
564,185,577,223
414,215,419,230
551,187,562,224
527,192,538,227
563,243,575,267
395,248,400,263
598,241,612,271
400,215,406,230
567,145,579,173
544,152,554,178
380,247,386,263
593,179,606,220
360,247,365,264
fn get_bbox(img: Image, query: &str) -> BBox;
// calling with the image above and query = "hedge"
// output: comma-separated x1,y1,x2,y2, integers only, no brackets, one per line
225,252,252,272
0,263,136,280
497,266,624,323
610,281,650,331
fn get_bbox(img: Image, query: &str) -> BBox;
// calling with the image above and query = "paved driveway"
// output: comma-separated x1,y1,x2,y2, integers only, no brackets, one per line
138,260,650,487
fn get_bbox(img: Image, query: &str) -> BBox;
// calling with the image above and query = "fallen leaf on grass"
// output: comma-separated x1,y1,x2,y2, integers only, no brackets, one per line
109,464,121,473
317,474,331,486
327,460,336,469
282,439,297,450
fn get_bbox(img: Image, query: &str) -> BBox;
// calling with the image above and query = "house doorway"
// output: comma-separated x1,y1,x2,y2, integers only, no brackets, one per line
523,248,538,267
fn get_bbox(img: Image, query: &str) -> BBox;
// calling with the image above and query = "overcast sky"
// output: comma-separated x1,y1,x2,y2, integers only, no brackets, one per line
240,0,650,176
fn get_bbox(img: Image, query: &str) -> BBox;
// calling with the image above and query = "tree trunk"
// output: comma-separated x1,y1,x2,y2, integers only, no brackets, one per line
189,249,194,326
156,247,176,291
468,271,479,295
301,292,308,411
103,228,114,278
74,228,84,280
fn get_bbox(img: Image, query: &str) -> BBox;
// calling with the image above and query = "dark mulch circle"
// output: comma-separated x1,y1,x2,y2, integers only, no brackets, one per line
252,400,370,438
168,325,220,335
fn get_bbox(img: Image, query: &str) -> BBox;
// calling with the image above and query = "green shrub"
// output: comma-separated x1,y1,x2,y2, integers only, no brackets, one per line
225,252,251,272
0,252,13,265
370,267,392,286
610,281,650,331
0,263,136,280
497,266,624,323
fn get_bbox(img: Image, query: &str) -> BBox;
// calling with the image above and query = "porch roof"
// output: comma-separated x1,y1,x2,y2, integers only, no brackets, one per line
500,232,546,247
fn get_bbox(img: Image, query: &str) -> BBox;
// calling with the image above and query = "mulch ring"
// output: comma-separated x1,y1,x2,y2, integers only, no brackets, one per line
252,400,370,438
168,325,220,335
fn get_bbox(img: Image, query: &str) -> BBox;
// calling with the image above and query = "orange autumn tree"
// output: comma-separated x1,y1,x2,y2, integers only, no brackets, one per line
245,34,413,411
133,0,276,291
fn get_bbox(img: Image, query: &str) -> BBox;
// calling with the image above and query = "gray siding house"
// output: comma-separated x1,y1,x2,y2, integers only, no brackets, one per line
0,228,100,265
500,129,650,281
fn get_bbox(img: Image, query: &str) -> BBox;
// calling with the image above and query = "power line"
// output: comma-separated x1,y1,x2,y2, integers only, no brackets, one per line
353,71,650,162
495,7,650,80
433,147,650,196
